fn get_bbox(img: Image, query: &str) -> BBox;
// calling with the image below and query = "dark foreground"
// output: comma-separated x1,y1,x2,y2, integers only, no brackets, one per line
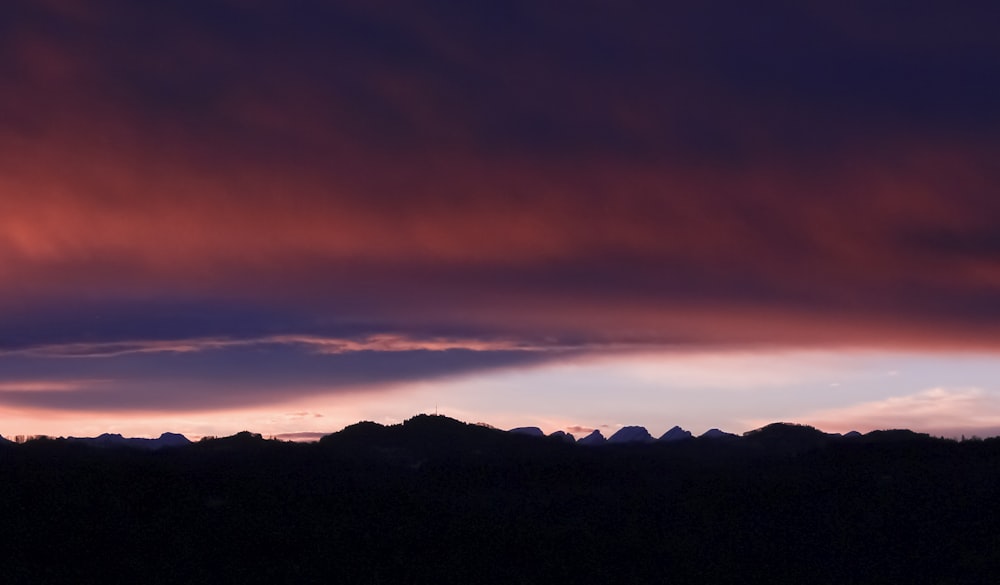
2,416,999,584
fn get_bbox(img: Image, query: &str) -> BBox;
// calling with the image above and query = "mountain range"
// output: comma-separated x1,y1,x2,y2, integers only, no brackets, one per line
2,417,936,453
2,414,996,583
65,432,192,450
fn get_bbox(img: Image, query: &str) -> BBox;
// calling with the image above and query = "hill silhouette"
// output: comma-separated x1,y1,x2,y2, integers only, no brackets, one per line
2,416,999,583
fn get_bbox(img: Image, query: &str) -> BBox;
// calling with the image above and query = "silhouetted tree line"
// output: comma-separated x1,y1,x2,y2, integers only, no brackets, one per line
1,416,999,584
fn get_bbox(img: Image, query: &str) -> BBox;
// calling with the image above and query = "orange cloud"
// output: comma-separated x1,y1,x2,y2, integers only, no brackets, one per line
2,0,1000,356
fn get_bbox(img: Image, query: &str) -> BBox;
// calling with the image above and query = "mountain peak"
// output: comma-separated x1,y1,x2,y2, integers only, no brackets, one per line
548,430,576,443
741,422,835,453
508,426,545,437
66,432,191,450
659,426,693,441
700,428,738,439
608,426,654,444
155,432,192,447
578,430,606,445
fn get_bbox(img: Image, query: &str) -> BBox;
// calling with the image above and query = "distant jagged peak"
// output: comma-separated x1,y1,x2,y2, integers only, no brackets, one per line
549,430,576,443
158,431,188,439
67,432,191,450
699,428,738,439
508,426,545,437
578,429,607,445
155,432,192,446
608,426,654,444
659,426,693,442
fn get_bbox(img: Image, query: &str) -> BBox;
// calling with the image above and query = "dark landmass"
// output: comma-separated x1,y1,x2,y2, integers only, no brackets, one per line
2,416,999,583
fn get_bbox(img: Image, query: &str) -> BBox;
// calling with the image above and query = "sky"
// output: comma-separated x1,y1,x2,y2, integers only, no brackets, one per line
3,0,1000,440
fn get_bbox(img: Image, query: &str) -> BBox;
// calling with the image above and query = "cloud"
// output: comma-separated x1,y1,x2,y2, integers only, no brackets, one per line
0,380,96,392
0,318,597,412
4,138,1000,352
792,387,1000,438
1,1,1000,423
283,412,324,420
0,343,563,411
0,333,581,359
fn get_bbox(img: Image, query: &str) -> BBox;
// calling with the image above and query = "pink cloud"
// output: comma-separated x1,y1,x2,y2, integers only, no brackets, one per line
792,387,1000,438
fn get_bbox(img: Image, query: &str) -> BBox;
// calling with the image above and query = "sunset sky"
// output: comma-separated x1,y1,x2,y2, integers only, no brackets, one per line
3,1,1000,440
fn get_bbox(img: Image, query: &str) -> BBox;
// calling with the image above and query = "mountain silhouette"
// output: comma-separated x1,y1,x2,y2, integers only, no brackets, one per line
860,429,937,443
66,432,191,450
508,426,545,437
740,422,837,455
699,428,739,439
317,414,574,464
607,426,655,443
548,430,576,443
3,415,1000,583
578,429,607,445
659,425,693,441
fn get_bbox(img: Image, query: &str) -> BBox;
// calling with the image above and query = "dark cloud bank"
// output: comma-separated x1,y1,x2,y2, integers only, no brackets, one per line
2,1,1000,409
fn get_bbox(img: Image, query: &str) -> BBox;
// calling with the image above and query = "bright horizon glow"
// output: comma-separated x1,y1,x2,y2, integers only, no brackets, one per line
3,349,1000,441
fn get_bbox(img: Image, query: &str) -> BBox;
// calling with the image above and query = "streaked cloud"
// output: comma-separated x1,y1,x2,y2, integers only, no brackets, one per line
794,387,1000,438
0,347,555,412
0,380,98,393
1,333,582,359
